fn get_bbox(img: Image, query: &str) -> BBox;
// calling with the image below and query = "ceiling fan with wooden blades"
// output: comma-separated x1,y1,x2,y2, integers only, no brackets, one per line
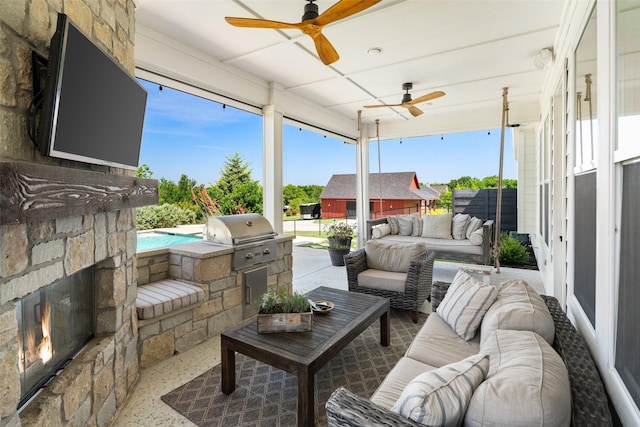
225,0,381,65
364,83,446,117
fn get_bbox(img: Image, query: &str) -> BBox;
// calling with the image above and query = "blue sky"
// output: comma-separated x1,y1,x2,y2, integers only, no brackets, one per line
138,79,517,187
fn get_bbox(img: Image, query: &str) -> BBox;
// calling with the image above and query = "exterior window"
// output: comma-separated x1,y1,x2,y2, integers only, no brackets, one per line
614,0,640,409
575,8,597,171
573,172,596,326
616,161,640,407
615,1,640,155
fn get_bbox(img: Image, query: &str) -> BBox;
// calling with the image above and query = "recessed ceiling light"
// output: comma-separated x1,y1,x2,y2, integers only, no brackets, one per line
367,47,383,55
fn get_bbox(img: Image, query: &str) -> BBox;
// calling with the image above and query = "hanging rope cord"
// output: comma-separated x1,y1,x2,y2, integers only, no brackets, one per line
584,74,594,161
493,87,509,274
376,119,383,216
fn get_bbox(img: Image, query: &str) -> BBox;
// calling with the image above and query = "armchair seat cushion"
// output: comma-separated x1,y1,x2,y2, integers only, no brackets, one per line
357,269,407,293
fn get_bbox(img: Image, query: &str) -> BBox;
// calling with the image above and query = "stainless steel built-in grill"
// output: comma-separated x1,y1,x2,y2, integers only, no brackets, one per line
204,214,279,319
204,213,278,270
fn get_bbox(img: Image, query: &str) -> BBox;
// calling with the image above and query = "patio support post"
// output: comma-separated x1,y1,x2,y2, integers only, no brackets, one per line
355,120,370,248
263,87,284,233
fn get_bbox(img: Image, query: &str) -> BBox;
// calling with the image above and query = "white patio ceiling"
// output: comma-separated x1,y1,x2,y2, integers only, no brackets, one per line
134,0,566,140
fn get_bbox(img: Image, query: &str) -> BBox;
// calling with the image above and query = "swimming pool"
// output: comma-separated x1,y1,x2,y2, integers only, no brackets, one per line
137,232,202,251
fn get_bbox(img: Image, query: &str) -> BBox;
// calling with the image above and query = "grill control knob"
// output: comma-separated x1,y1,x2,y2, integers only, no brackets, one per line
245,253,254,260
263,248,270,255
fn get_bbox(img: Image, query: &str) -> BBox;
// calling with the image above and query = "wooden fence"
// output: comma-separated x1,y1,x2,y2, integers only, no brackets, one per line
452,188,517,232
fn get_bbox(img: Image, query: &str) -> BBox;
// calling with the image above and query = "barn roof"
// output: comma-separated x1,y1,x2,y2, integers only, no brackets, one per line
320,172,440,201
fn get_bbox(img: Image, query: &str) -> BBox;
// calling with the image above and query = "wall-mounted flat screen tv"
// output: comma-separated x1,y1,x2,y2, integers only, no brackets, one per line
37,13,147,170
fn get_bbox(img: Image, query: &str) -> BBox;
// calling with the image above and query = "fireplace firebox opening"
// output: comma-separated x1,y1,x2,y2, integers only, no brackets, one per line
15,266,95,409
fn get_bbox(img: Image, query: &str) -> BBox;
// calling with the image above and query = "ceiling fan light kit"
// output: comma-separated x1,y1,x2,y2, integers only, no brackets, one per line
225,0,382,65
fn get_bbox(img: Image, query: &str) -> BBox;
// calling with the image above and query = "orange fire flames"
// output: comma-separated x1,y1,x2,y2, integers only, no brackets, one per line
18,301,52,373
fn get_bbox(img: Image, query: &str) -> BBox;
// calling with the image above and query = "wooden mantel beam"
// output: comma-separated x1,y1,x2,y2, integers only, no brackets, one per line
0,161,158,225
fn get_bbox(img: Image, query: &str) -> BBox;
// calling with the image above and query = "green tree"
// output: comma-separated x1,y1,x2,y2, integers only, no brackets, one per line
503,178,518,188
437,189,452,210
283,184,306,205
136,164,153,178
158,178,179,204
211,153,263,215
216,152,254,194
177,174,196,203
482,175,499,188
300,184,324,202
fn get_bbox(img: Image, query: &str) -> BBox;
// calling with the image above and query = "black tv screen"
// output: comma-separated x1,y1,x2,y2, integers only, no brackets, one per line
38,13,147,170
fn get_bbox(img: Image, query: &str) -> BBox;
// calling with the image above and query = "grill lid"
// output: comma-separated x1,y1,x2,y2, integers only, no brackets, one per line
204,214,276,245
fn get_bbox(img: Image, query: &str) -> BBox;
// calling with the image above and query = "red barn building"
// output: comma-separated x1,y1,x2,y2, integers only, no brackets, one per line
320,172,441,219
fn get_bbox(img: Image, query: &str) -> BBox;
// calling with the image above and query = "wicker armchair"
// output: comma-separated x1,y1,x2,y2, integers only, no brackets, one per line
344,248,435,323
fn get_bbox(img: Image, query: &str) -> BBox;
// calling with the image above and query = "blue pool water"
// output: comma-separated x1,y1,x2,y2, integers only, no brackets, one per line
137,232,202,251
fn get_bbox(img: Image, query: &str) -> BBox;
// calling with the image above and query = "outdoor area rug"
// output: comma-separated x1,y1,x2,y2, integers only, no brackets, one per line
161,309,427,426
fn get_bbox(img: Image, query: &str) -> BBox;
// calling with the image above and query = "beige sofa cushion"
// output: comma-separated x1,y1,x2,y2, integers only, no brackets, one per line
377,234,484,256
405,312,480,367
421,213,453,239
465,330,571,427
357,269,407,293
392,354,490,426
371,357,436,410
371,223,391,239
469,228,483,245
397,214,415,236
481,279,555,347
452,213,470,240
411,213,423,237
365,239,426,273
436,269,497,341
387,216,400,234
466,217,483,239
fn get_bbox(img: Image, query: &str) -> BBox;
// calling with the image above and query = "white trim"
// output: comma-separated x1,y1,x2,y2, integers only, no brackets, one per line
614,145,640,163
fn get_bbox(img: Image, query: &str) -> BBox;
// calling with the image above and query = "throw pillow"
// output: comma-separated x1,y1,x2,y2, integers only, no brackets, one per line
465,330,571,427
421,213,453,239
466,217,483,239
397,214,414,236
480,279,555,346
365,240,427,273
392,354,490,426
469,228,483,245
387,216,400,235
371,223,391,239
436,269,498,341
411,213,423,237
452,213,470,240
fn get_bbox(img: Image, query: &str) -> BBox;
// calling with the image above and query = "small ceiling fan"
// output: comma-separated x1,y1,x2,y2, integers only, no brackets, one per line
364,83,446,117
225,0,381,65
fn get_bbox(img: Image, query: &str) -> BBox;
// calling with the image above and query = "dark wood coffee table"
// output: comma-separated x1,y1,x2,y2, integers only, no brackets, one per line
221,286,390,426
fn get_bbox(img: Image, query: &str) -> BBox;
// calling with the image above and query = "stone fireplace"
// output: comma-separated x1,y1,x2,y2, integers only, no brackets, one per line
1,209,145,426
0,1,152,425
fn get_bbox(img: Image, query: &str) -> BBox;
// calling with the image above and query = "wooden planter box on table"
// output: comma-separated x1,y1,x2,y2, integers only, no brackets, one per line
257,312,313,333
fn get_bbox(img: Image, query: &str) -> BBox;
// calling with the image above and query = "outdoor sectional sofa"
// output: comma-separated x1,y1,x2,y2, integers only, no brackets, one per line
367,212,494,265
326,271,613,426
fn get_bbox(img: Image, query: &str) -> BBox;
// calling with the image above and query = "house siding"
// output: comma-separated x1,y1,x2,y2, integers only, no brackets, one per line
533,0,639,424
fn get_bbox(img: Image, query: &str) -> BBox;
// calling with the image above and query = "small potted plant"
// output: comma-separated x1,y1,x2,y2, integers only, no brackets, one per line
324,221,356,266
257,286,312,333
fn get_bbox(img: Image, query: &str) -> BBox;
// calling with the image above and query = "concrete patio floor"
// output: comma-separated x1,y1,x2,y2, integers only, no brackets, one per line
113,235,543,426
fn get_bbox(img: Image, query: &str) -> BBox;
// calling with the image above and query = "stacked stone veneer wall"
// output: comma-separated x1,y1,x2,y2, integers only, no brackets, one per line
1,1,139,426
135,236,294,368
